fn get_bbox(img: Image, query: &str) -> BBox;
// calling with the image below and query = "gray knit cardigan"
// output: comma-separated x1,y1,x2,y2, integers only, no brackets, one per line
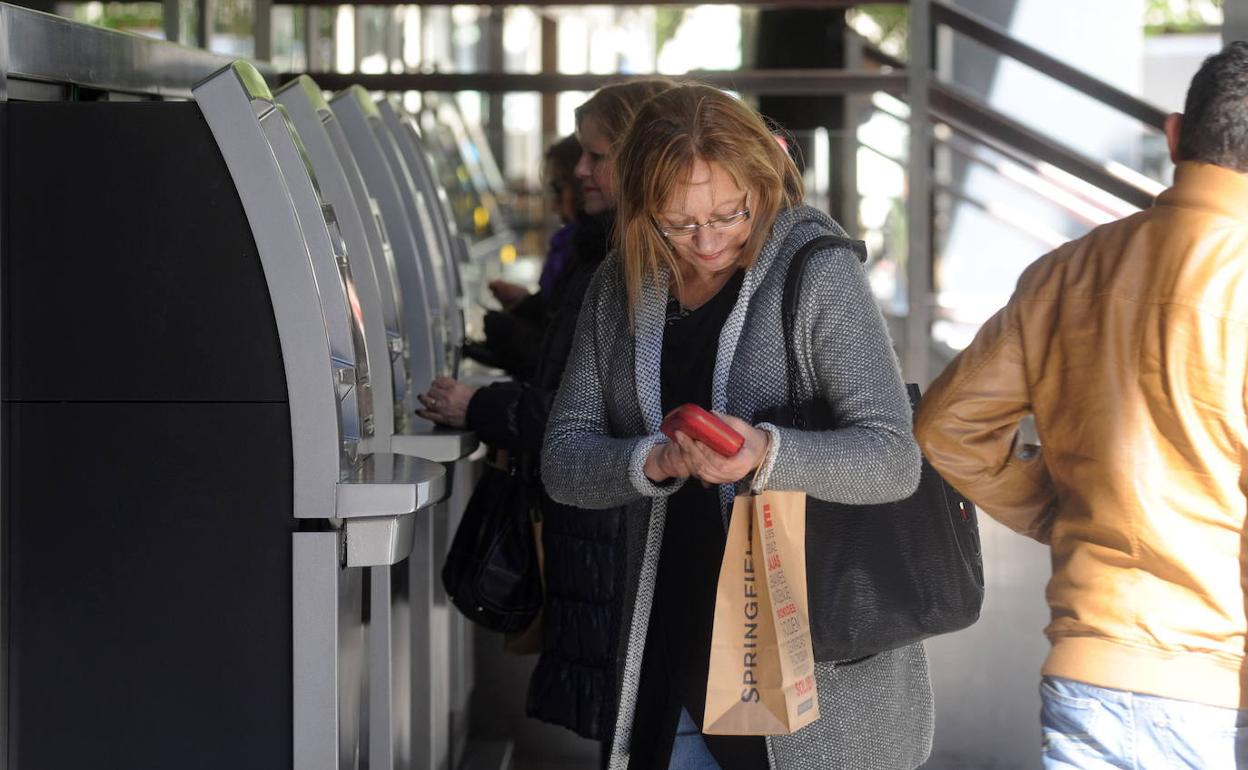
541,205,933,770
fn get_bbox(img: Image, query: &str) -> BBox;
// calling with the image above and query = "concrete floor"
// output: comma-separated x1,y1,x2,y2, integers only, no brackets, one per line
474,515,1054,770
925,516,1050,770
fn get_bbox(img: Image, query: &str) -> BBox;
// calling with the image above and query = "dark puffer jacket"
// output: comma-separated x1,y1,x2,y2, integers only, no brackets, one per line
471,220,579,382
464,212,621,740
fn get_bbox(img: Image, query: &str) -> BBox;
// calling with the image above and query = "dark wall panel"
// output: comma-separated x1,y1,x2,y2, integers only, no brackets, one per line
7,401,294,770
3,101,286,403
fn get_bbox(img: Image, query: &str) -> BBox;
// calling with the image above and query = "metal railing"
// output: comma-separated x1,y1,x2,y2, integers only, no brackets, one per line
925,0,1165,212
927,81,1156,210
930,0,1167,131
904,0,1169,377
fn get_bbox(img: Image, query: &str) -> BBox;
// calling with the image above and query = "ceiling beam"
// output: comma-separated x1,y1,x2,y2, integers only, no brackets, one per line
280,69,908,95
272,0,901,7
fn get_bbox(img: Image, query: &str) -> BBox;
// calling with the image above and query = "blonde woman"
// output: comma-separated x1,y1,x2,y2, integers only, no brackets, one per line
542,84,929,770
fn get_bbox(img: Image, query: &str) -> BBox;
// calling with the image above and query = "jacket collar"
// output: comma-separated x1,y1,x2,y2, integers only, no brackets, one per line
1156,161,1248,221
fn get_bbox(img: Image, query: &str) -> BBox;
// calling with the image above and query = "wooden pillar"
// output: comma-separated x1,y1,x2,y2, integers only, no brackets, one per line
541,13,558,142
905,0,933,384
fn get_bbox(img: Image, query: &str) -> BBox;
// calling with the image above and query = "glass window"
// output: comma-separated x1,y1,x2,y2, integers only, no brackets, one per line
58,1,163,40
210,0,255,57
503,7,541,75
270,6,306,73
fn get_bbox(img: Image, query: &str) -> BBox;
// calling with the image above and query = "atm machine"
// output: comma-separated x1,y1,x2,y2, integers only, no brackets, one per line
373,95,492,764
308,89,438,399
419,95,514,265
195,62,452,770
330,90,481,770
376,98,468,349
270,74,481,770
262,75,419,770
332,87,458,384
3,56,444,770
413,102,516,330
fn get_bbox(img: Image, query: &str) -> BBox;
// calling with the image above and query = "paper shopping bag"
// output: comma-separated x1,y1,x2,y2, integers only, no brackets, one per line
703,491,819,735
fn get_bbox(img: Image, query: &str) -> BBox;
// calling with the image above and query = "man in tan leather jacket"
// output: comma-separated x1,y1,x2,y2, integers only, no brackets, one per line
915,42,1248,769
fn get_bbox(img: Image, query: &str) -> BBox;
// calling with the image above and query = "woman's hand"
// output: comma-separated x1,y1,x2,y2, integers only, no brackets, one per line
644,440,693,483
416,377,479,428
672,414,770,485
488,279,531,310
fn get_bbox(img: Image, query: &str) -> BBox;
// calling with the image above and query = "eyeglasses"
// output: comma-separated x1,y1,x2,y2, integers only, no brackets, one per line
656,197,751,239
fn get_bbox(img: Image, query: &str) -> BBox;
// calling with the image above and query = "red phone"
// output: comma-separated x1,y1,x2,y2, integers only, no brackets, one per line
660,404,745,457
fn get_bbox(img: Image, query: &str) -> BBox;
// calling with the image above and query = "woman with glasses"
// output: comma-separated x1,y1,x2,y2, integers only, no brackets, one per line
542,84,929,770
421,80,673,752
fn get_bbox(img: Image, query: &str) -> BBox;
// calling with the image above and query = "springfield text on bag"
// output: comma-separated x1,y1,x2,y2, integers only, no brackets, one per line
742,512,760,703
761,502,816,714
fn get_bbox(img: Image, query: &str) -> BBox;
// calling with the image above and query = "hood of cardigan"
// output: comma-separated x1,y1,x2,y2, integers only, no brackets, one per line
745,204,846,287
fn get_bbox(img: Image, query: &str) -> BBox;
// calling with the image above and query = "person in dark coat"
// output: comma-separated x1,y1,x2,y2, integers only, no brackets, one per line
465,134,584,381
418,79,674,746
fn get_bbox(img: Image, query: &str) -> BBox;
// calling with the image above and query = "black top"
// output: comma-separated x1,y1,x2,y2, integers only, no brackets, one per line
470,211,614,383
630,270,767,769
466,211,614,454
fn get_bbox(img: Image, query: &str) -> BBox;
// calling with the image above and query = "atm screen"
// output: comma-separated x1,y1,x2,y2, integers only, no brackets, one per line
323,203,375,440
419,108,498,244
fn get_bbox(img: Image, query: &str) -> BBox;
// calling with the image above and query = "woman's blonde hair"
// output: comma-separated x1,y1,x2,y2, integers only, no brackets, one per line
574,78,676,153
613,84,804,319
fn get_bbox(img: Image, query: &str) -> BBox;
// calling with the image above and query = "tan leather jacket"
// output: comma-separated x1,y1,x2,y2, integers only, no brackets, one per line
915,162,1248,709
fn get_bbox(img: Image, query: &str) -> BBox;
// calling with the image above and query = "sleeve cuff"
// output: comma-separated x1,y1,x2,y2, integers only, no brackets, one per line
629,433,687,498
464,382,521,444
750,422,783,493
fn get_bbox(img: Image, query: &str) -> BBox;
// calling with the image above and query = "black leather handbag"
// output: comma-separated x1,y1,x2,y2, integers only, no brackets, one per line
442,456,543,633
765,235,985,663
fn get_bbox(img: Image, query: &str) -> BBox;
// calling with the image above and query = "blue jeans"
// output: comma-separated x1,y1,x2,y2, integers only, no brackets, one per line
668,708,722,770
1041,675,1248,769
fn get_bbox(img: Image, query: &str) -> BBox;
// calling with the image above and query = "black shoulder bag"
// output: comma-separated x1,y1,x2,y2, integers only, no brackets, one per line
767,234,985,663
442,453,543,633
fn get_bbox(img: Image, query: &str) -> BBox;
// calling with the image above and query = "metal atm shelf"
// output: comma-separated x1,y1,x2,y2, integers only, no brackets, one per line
339,452,447,568
389,425,481,462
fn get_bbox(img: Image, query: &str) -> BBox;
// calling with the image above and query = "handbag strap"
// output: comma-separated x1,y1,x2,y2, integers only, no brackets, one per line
780,234,869,429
